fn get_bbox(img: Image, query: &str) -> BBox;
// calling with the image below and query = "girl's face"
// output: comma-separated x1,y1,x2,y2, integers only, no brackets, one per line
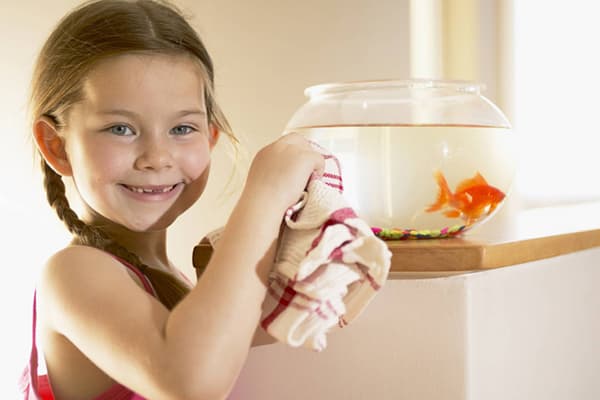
61,53,217,232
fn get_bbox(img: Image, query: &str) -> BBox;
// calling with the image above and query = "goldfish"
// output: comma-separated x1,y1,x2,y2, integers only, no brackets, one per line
425,170,506,225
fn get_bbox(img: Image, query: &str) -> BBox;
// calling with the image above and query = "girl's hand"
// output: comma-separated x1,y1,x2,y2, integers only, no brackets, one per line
242,133,325,215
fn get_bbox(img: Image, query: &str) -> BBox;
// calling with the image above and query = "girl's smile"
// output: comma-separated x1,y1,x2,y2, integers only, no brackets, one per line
118,182,184,202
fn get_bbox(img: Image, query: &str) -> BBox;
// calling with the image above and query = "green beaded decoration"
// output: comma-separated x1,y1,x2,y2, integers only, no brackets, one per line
372,224,466,240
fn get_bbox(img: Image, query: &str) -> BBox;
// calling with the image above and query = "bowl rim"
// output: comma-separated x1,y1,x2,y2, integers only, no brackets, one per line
304,79,485,98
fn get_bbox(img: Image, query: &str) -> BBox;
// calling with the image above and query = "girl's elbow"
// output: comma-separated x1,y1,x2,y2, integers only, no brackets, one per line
154,378,231,400
162,385,227,400
156,359,240,400
173,375,236,400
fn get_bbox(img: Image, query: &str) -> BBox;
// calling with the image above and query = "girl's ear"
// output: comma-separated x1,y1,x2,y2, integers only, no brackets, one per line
208,123,220,150
33,117,73,177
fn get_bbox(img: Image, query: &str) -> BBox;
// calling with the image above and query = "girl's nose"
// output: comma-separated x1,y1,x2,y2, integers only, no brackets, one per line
134,138,174,171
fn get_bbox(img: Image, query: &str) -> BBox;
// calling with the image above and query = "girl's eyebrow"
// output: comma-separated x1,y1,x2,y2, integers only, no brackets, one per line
96,109,207,118
97,109,139,118
176,109,207,117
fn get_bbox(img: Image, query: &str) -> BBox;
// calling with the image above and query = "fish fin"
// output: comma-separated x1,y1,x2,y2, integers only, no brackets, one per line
456,171,489,193
475,172,488,184
444,210,461,218
487,201,500,214
425,170,453,212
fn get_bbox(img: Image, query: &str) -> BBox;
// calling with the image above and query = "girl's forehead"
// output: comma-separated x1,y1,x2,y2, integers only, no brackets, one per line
82,53,208,110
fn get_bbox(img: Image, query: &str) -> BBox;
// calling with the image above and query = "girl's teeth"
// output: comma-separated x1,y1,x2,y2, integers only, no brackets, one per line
128,185,175,193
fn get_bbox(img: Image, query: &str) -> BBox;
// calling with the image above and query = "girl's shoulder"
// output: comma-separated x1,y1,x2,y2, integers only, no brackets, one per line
39,245,132,286
34,246,171,398
42,245,146,278
36,245,153,321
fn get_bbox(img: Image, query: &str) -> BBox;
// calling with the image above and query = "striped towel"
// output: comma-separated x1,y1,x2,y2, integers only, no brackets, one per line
203,145,391,351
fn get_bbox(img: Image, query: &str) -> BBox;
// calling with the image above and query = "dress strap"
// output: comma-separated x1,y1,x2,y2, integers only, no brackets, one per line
110,255,156,297
20,291,53,399
31,293,38,383
25,292,40,397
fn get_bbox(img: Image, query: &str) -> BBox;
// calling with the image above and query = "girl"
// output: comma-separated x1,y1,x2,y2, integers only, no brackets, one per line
22,0,324,399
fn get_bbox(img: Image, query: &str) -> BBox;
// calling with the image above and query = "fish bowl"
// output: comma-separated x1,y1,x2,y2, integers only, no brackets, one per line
283,79,517,239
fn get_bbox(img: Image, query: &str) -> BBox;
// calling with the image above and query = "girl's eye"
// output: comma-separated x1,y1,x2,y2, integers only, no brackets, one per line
108,125,134,136
171,125,195,136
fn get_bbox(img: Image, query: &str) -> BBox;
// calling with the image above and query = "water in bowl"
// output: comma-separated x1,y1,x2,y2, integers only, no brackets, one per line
291,124,516,238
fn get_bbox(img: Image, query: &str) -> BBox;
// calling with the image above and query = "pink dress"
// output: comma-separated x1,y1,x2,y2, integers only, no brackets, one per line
20,256,155,400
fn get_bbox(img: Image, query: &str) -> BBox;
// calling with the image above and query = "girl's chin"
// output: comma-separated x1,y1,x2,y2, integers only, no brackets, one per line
81,213,177,235
121,216,179,233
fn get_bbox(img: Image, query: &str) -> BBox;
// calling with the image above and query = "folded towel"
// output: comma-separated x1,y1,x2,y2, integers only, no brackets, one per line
202,144,391,351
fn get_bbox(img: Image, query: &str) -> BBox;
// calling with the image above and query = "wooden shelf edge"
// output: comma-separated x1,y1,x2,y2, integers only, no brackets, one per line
481,229,600,269
387,228,600,272
193,224,600,275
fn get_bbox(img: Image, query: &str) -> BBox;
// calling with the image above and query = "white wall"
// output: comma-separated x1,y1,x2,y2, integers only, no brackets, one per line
0,0,410,396
229,249,600,400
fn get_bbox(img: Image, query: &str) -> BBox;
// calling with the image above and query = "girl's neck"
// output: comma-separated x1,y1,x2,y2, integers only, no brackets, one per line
73,220,173,274
109,231,171,271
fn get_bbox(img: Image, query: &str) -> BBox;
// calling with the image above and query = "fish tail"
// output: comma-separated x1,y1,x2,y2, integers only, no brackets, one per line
425,170,452,212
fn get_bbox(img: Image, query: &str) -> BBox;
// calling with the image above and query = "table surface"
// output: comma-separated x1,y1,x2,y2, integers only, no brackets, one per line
192,202,600,274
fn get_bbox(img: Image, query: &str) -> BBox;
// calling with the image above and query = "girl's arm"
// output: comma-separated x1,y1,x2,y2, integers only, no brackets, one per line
251,321,278,346
38,133,323,400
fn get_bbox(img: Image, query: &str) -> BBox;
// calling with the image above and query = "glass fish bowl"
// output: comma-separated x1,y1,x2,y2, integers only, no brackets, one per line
283,79,516,239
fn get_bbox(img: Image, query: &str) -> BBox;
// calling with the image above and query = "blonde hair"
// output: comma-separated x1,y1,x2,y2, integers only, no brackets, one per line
31,0,236,309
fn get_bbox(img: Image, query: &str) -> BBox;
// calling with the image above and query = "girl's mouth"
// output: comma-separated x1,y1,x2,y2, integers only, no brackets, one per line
122,184,178,194
119,183,183,201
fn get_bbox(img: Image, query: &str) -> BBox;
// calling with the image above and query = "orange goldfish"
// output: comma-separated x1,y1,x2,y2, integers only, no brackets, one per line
425,170,506,225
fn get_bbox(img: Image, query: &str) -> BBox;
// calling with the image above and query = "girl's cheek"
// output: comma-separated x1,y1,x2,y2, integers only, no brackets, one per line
184,145,211,180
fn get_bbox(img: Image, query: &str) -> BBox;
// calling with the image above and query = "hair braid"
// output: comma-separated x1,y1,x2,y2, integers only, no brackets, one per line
42,160,190,310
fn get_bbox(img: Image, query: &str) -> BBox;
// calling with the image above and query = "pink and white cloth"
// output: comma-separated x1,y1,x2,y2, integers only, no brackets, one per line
206,145,391,351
